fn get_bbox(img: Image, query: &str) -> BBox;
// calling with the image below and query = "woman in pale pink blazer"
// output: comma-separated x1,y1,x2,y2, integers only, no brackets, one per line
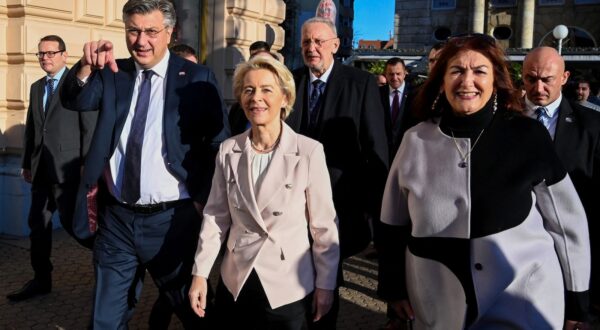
189,56,340,329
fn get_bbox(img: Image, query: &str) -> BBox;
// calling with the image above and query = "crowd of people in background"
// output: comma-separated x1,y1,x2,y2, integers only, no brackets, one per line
5,0,600,329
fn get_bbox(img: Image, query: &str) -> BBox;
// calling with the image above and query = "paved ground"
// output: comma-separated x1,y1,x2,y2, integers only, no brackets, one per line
0,229,388,329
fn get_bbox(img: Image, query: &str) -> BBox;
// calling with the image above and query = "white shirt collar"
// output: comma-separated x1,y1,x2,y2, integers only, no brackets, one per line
134,51,170,79
525,94,562,118
388,81,406,95
309,61,334,84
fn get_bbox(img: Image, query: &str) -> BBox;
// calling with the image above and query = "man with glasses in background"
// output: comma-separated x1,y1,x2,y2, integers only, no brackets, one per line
60,0,226,327
6,35,97,301
286,16,388,329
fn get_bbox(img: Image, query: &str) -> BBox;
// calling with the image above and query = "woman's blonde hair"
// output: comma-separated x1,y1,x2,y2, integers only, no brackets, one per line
233,56,296,119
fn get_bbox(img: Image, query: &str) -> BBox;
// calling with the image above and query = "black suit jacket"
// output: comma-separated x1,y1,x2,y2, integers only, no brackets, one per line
378,84,415,162
553,98,600,236
22,68,97,184
61,53,226,240
286,61,389,258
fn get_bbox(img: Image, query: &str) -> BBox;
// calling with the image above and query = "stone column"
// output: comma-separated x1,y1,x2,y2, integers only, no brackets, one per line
470,0,485,34
519,0,535,48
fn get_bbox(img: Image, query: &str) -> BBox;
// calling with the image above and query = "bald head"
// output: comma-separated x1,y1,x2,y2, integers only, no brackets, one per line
522,46,570,106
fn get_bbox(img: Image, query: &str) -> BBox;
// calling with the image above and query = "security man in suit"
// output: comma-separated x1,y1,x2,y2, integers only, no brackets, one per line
286,16,389,329
6,35,97,302
60,0,226,328
523,46,600,316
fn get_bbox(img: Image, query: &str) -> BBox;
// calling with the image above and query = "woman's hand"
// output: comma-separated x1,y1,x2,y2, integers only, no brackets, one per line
312,288,334,322
390,299,414,321
188,275,208,317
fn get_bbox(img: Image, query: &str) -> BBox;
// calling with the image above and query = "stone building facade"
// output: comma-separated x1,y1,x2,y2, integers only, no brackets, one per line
0,0,286,235
394,0,600,50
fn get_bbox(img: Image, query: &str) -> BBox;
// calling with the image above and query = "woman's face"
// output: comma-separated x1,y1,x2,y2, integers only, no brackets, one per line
241,69,287,127
443,50,494,116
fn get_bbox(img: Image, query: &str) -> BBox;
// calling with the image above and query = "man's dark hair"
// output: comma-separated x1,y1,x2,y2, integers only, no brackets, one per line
39,35,66,51
430,41,445,52
170,44,197,59
385,57,406,69
249,41,271,54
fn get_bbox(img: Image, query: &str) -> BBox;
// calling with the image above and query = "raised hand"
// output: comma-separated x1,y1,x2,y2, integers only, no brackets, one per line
77,40,118,79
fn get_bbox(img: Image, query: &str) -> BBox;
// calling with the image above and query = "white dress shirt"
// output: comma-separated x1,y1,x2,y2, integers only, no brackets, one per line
106,51,190,204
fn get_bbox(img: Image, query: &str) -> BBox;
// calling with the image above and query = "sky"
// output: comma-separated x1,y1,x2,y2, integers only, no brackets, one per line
353,0,394,43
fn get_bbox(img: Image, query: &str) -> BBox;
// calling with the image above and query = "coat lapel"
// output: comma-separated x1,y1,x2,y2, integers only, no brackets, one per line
113,59,136,145
163,53,186,146
317,62,344,132
554,98,576,158
255,123,300,212
227,135,264,229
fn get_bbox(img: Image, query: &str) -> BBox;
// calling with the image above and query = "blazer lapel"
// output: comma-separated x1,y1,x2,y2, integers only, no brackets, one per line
113,59,136,145
227,135,264,228
163,53,186,143
554,97,576,158
44,68,69,119
255,123,300,212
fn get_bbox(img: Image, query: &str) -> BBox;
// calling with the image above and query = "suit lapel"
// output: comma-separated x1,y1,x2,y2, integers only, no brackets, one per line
44,68,69,119
316,62,344,133
164,53,186,144
554,98,576,158
113,59,137,145
227,135,265,229
255,123,300,212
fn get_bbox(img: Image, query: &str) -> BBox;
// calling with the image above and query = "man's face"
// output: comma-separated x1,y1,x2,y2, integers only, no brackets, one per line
523,57,569,106
576,82,591,102
38,41,67,76
301,22,339,77
428,48,441,73
385,63,406,90
125,10,172,69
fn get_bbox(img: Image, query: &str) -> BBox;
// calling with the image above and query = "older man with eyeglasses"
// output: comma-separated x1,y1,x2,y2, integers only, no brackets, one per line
6,35,98,302
285,16,389,330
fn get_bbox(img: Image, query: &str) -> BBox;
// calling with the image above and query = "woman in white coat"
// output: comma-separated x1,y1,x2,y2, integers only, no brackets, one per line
188,56,340,329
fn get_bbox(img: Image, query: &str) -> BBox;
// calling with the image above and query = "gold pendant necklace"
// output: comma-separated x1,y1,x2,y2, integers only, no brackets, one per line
451,129,485,168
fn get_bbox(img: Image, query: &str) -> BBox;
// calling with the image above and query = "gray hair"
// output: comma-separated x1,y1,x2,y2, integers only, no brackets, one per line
302,17,337,36
122,0,176,28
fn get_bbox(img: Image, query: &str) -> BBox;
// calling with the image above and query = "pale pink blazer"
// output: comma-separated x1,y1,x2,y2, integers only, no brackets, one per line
192,122,340,309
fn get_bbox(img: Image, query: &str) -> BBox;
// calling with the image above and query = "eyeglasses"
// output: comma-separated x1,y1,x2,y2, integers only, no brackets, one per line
126,27,167,38
35,50,64,59
301,37,337,48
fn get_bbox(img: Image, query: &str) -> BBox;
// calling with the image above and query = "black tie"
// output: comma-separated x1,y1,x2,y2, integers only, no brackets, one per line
309,80,325,130
121,70,154,204
45,78,55,112
391,90,400,124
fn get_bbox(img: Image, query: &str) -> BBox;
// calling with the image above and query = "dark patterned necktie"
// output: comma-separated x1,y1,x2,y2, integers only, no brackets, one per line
308,79,325,131
121,70,154,204
45,78,55,112
391,90,400,124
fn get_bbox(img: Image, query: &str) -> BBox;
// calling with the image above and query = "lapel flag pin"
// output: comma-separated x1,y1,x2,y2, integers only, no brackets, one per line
565,116,573,123
179,71,186,76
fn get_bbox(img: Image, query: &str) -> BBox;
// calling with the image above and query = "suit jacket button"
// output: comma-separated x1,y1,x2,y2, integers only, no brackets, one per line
285,184,292,189
474,263,483,271
273,211,282,216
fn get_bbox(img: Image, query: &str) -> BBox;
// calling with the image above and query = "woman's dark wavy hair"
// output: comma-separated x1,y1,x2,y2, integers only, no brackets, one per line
412,34,524,120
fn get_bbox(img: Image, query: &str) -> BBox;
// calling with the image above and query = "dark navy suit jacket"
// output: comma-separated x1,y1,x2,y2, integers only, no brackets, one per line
61,52,225,240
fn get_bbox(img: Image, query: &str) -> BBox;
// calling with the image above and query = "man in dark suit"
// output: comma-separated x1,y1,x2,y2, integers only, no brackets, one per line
6,35,97,302
286,17,389,329
379,57,414,162
60,0,225,328
523,46,600,315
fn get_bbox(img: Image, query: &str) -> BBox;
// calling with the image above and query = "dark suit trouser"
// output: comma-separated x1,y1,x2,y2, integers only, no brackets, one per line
28,176,79,280
92,199,207,329
215,269,307,330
